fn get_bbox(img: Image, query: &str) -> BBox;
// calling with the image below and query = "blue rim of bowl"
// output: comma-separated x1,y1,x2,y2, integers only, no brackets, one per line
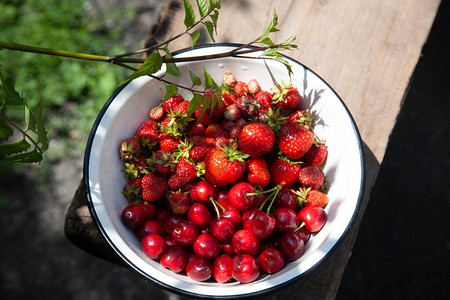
84,43,366,299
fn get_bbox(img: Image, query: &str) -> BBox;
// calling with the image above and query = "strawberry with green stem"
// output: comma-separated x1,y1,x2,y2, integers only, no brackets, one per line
271,80,302,110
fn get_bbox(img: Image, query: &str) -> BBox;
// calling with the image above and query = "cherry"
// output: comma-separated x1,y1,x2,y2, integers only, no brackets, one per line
165,235,178,247
249,210,276,239
193,233,221,259
160,245,188,273
232,254,260,283
216,189,230,207
213,254,233,283
242,206,260,230
210,217,235,242
259,247,285,274
154,207,170,225
141,233,166,259
171,220,200,246
188,203,212,227
121,204,146,230
221,208,242,230
232,229,260,256
163,214,185,235
298,205,327,233
273,207,300,233
274,189,298,210
136,201,156,220
278,231,304,261
221,241,235,256
136,219,165,240
295,225,311,244
228,182,256,211
190,180,216,203
186,257,213,282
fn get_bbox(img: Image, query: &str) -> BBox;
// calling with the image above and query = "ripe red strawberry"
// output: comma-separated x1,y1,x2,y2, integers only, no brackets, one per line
153,150,174,174
174,100,190,114
254,90,272,108
247,158,270,188
288,109,313,129
234,81,249,97
141,173,167,202
167,191,192,215
205,123,227,138
204,144,248,186
135,119,159,147
149,106,165,120
298,165,325,190
187,122,206,137
278,122,314,160
194,94,226,126
122,178,142,201
296,187,329,208
189,136,215,161
237,123,275,158
168,160,197,190
272,81,302,110
163,94,184,112
119,137,141,161
158,132,180,153
303,143,328,166
222,93,237,106
270,158,301,188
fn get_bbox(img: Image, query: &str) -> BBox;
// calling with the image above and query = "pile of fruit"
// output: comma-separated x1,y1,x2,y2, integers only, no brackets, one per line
118,72,329,284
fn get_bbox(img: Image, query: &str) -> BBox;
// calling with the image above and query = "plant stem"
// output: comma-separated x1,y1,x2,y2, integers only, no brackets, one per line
0,111,42,153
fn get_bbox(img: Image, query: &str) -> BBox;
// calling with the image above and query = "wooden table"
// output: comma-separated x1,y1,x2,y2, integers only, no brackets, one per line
64,0,441,298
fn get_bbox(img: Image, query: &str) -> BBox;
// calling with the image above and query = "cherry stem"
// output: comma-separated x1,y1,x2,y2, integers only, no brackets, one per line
294,222,306,232
208,195,225,219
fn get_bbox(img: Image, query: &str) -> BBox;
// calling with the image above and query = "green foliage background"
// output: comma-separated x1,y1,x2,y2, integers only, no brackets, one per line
0,0,134,161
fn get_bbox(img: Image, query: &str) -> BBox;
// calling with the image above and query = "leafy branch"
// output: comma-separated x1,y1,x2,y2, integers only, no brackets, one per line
0,0,297,165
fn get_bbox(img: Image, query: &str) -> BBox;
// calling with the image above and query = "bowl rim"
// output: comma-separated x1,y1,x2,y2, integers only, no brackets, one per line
84,43,366,298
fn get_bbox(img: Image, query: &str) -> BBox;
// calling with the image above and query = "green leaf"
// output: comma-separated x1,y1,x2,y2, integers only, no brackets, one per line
0,119,13,141
188,66,202,87
202,62,214,89
203,21,216,42
0,138,30,155
260,37,275,46
210,9,219,32
183,0,196,28
0,71,24,107
0,149,42,165
187,93,203,117
162,83,178,102
260,10,280,42
120,52,163,86
36,105,49,151
24,104,36,132
210,0,221,9
190,30,201,48
197,92,211,121
163,51,181,77
196,0,209,18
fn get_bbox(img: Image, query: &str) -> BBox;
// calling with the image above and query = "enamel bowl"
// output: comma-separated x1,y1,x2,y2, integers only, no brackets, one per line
85,44,365,298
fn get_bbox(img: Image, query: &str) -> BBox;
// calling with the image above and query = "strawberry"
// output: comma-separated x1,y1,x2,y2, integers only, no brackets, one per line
122,178,142,202
223,72,237,87
235,95,259,118
119,137,141,161
153,150,174,174
141,173,167,202
223,104,241,121
296,187,329,208
168,159,197,190
205,123,227,138
135,119,159,147
234,81,249,97
270,158,301,188
222,93,237,106
303,142,328,166
149,106,165,120
254,90,273,108
194,94,226,126
278,122,314,160
272,81,302,110
158,132,180,153
298,166,325,190
174,100,190,114
167,191,192,215
247,79,261,94
237,123,275,158
189,136,215,161
247,158,270,188
163,94,184,112
186,122,206,137
204,143,248,186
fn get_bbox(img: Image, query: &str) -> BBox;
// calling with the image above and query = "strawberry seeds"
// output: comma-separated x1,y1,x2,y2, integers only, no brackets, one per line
118,71,329,283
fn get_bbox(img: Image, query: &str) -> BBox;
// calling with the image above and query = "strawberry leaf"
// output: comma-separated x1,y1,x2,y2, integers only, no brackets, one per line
163,44,181,77
187,93,203,117
120,52,163,86
210,9,219,33
188,66,202,87
0,71,24,107
259,11,280,43
196,0,209,18
202,21,216,42
190,30,201,48
183,0,196,28
0,138,30,155
0,149,42,165
163,83,178,102
0,119,13,141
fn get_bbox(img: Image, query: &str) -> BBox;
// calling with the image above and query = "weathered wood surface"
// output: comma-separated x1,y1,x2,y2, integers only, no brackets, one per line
65,0,441,299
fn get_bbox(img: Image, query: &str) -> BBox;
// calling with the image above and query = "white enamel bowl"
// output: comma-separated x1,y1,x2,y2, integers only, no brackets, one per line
85,44,365,298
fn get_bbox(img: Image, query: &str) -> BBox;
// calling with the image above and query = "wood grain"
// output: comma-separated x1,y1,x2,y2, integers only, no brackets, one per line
65,0,441,298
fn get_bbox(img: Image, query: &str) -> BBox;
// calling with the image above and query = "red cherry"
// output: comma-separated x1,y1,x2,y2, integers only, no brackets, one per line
136,201,156,220
279,231,304,261
273,207,300,233
259,247,285,274
141,233,166,259
121,204,146,230
232,229,260,256
228,182,256,211
188,203,212,227
221,208,242,230
186,257,213,282
249,210,276,239
154,207,170,225
193,233,221,259
160,245,188,273
216,189,230,207
213,254,233,283
163,214,185,235
232,254,260,283
210,217,235,242
136,219,164,240
241,207,260,230
190,180,216,203
171,220,200,246
273,189,298,210
295,226,311,244
221,241,235,256
298,206,327,233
